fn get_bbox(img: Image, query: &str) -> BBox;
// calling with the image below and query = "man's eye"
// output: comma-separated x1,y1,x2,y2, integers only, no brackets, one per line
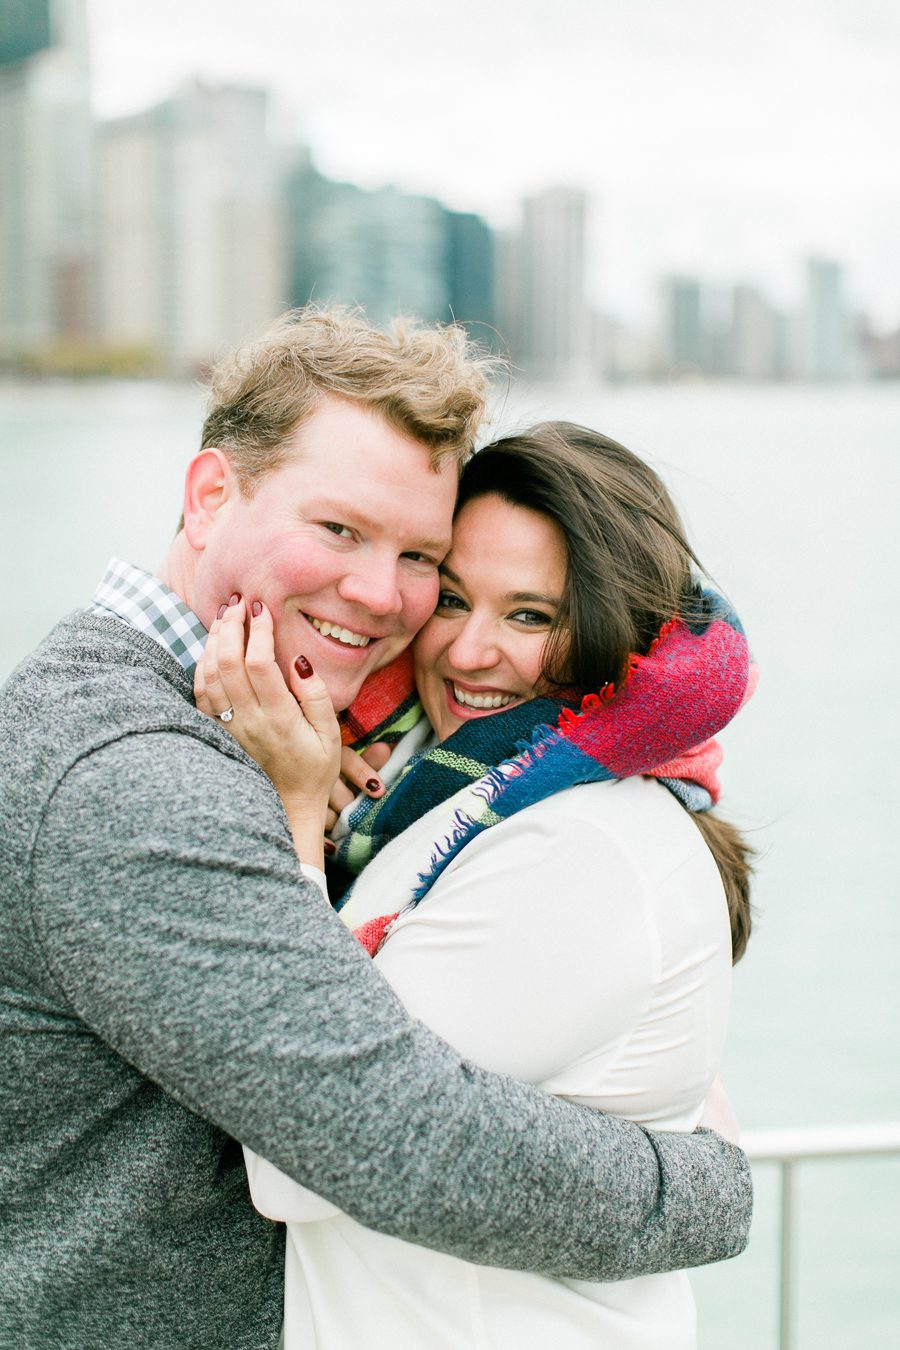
401,551,433,565
322,522,353,538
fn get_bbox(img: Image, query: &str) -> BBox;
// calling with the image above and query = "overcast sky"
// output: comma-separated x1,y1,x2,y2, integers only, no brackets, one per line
87,0,900,325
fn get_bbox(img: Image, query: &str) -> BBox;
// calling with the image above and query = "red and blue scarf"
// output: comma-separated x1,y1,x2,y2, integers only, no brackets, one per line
339,588,754,954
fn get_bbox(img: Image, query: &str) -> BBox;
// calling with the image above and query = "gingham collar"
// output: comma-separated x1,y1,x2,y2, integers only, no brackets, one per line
89,558,208,675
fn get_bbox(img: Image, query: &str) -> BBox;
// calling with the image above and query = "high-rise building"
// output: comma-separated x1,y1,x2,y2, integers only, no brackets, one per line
445,210,494,345
497,187,590,379
97,82,285,371
729,284,783,379
286,164,459,331
0,0,95,350
804,257,849,379
660,275,707,375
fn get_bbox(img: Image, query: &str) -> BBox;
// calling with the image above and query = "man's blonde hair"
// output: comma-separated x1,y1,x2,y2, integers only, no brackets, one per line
201,305,496,492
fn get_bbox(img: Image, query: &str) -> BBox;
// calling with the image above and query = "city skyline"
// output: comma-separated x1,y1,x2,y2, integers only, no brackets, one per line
84,0,900,329
0,1,894,381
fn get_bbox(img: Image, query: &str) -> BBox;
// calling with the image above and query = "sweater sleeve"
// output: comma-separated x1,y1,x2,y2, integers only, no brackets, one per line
29,730,751,1281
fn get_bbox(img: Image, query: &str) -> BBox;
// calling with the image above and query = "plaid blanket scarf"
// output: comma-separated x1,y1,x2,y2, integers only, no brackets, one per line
337,588,754,954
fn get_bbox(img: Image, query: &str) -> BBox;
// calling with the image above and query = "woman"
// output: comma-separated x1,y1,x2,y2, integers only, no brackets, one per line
198,422,754,1349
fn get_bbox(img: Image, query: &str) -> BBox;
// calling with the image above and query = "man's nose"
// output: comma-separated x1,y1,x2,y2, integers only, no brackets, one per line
337,556,403,617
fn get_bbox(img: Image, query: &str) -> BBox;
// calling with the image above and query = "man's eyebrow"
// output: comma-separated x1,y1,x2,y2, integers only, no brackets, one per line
439,565,561,608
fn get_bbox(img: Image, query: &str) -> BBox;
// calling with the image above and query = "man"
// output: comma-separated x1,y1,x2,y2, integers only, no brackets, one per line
0,308,751,1348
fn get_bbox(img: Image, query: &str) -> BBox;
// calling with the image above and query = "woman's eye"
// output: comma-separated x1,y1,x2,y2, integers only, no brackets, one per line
435,590,467,612
511,609,553,627
322,522,353,538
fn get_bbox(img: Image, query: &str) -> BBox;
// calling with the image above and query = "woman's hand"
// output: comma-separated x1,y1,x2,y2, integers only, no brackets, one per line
194,595,341,867
700,1075,740,1145
326,743,391,832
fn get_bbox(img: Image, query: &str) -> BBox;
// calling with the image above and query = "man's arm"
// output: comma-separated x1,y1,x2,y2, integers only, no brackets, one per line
31,731,751,1280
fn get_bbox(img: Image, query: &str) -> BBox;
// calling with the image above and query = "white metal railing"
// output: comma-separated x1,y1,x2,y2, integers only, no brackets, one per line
741,1122,900,1350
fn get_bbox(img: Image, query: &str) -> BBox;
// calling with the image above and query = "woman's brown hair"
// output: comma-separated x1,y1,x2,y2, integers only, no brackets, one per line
457,422,753,962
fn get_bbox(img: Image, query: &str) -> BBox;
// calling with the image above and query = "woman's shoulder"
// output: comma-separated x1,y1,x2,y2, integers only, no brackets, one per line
505,775,717,882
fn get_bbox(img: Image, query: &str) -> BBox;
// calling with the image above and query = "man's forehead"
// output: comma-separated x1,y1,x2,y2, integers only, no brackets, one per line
287,395,460,473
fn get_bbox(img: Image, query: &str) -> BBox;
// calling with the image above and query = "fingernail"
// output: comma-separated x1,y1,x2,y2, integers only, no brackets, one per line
323,839,336,857
228,593,241,606
366,778,382,794
251,600,262,618
216,603,228,620
294,655,313,678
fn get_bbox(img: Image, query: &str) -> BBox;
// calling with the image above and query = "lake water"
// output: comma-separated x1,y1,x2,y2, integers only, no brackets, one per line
2,378,899,1348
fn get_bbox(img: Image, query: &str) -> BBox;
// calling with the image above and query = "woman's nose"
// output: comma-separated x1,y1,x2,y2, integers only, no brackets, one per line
447,619,499,672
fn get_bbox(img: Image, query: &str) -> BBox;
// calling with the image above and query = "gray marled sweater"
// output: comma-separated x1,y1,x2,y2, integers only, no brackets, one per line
0,613,752,1349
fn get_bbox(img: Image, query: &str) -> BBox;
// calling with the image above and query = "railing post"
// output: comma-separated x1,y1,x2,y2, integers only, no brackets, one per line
779,1160,796,1350
741,1124,900,1350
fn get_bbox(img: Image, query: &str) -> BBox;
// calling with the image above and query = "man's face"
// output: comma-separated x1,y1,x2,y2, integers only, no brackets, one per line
190,396,458,710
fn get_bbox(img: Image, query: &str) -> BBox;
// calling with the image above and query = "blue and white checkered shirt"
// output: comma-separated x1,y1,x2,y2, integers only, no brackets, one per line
90,558,208,676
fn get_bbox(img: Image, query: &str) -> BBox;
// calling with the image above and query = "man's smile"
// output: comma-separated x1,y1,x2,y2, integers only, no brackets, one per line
303,613,373,648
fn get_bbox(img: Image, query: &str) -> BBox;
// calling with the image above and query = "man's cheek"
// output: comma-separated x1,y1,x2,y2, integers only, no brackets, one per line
405,577,441,637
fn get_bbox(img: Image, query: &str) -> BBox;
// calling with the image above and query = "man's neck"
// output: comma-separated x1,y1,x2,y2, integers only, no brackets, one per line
157,534,196,618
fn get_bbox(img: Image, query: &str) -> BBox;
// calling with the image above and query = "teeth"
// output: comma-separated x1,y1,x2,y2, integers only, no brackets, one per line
307,616,371,648
452,686,515,710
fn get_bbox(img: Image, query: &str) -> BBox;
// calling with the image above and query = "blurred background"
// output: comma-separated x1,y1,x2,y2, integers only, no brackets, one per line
2,2,898,1346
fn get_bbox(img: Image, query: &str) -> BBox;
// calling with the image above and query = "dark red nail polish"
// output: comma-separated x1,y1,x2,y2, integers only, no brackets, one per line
216,603,228,621
294,655,313,678
251,600,262,618
366,778,382,794
323,839,336,857
228,592,241,606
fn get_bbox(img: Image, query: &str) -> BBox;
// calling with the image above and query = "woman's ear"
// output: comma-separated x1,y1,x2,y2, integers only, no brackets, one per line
183,448,234,551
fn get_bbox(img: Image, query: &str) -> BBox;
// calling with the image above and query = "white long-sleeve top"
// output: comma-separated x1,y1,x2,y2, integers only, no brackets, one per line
245,772,733,1350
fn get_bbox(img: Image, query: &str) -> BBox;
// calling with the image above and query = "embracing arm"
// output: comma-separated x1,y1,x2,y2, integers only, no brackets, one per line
174,599,749,1273
31,731,749,1280
31,732,749,1279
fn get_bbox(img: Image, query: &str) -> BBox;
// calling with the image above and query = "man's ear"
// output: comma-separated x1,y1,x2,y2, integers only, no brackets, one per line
183,449,234,551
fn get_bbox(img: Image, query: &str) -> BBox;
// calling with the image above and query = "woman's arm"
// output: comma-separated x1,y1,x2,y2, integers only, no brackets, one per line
195,599,340,869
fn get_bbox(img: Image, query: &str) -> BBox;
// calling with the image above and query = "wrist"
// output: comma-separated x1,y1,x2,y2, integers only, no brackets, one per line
280,795,328,868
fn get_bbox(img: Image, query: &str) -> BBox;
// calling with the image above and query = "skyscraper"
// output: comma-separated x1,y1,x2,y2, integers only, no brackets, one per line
286,164,456,332
660,275,707,375
497,187,590,379
0,0,94,350
96,82,285,370
804,257,849,379
445,210,495,345
730,284,783,380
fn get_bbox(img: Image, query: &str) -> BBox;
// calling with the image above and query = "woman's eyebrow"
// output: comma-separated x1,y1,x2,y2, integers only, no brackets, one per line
507,591,561,607
439,565,560,609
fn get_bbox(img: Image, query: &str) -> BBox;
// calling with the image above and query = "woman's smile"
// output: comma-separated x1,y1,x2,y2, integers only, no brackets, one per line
445,679,521,714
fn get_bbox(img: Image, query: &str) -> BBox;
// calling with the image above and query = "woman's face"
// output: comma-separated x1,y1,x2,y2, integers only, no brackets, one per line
413,493,568,742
